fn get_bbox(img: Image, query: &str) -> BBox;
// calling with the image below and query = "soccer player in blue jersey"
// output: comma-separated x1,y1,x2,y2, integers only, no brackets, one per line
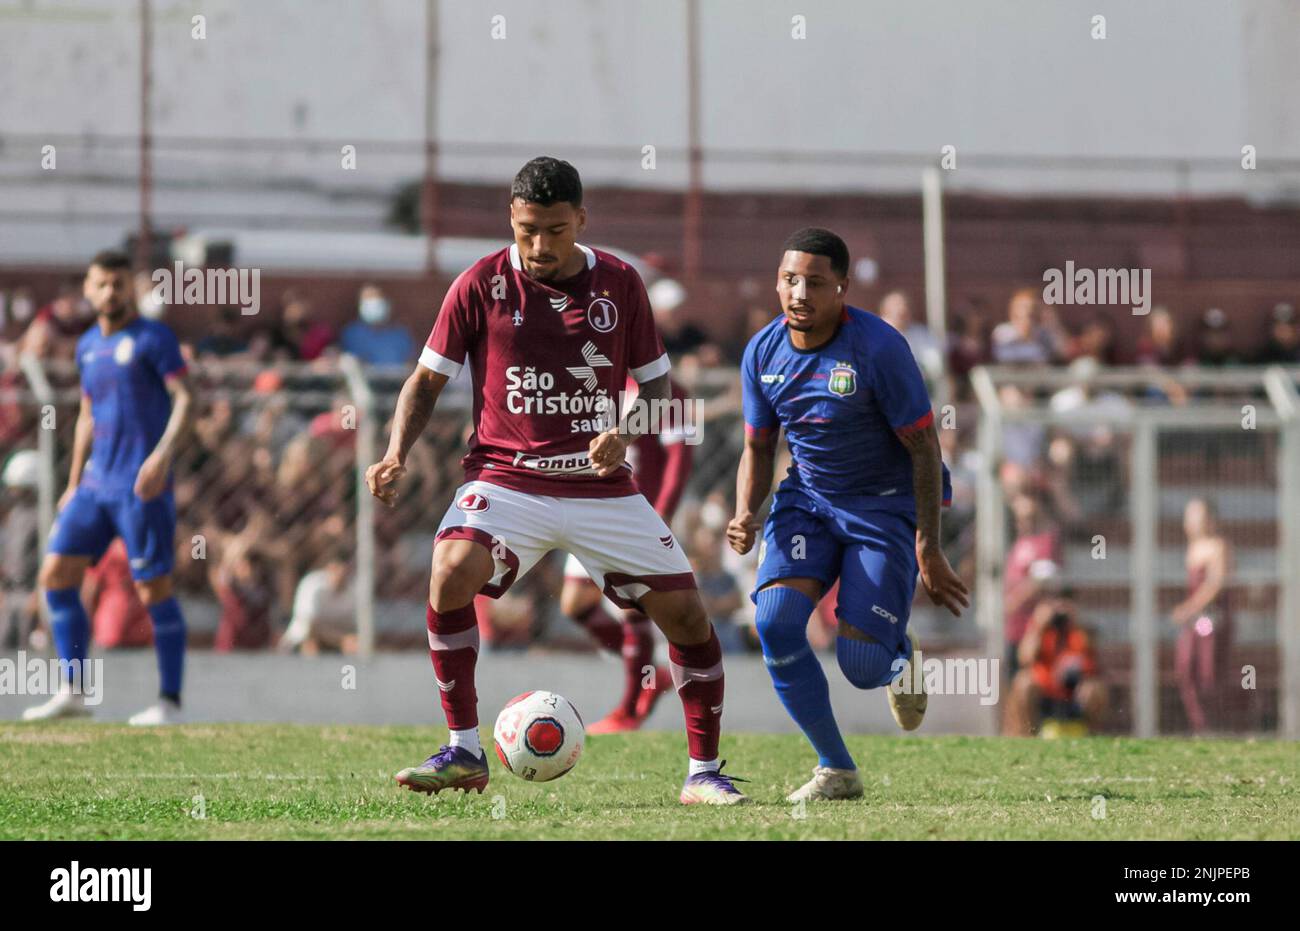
23,250,194,725
728,228,969,801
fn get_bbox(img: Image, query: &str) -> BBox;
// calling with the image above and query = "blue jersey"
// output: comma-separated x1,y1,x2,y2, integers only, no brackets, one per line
741,306,950,516
76,317,186,494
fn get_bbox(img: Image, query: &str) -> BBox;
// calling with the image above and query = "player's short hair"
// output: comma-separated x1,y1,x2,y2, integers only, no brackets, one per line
782,227,849,278
88,249,131,272
511,156,583,208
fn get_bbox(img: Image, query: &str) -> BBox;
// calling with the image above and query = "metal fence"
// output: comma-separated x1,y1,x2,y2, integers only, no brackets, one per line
1,354,755,654
972,364,1300,738
6,352,1297,737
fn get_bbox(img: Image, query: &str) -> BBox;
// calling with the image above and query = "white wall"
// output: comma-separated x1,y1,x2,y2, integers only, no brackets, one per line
0,0,1296,203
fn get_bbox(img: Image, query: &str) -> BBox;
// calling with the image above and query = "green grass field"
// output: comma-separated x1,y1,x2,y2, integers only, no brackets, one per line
2,723,1296,840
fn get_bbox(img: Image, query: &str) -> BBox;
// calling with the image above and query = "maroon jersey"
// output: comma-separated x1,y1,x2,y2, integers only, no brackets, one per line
421,244,670,498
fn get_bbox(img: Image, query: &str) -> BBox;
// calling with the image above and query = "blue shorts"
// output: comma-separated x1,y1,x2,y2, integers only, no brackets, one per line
753,488,918,653
48,486,176,581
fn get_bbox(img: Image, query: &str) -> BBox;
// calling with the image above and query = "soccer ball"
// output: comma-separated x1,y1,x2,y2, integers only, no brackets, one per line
493,690,585,782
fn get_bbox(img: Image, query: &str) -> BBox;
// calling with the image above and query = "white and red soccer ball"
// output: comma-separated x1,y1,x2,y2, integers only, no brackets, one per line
493,690,585,782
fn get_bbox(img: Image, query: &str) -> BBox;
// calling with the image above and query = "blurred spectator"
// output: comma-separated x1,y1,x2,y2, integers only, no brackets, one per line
21,281,92,362
946,302,990,390
0,450,41,649
85,539,152,649
242,370,308,458
1135,307,1194,367
196,307,250,359
1006,593,1106,736
689,525,744,652
212,537,278,651
997,384,1045,468
307,388,360,453
1171,498,1234,734
1068,312,1122,365
1253,302,1300,365
278,549,357,654
339,283,415,366
134,271,167,321
1196,307,1242,367
269,292,334,361
1001,491,1063,690
991,288,1065,365
879,290,944,386
650,278,707,358
4,287,38,337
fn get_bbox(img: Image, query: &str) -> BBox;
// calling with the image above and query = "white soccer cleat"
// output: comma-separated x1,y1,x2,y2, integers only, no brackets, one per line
128,698,184,727
786,766,864,802
21,684,93,722
886,631,927,731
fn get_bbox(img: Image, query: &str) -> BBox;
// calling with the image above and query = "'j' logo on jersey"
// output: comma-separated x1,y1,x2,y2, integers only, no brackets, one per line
827,362,857,397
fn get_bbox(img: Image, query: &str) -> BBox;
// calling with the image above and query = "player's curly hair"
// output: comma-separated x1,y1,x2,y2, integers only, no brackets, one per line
511,156,583,207
782,227,849,278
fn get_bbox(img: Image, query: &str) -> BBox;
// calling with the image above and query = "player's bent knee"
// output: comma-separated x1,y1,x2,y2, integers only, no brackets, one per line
134,575,173,606
559,580,600,619
640,589,709,643
429,540,494,612
39,554,88,591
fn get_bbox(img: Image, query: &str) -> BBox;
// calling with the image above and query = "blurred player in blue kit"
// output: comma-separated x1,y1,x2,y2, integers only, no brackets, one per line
728,228,969,801
23,250,194,725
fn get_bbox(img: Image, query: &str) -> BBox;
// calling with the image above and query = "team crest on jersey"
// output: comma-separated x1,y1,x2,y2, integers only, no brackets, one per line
587,297,618,333
827,362,857,397
113,336,135,365
456,492,490,512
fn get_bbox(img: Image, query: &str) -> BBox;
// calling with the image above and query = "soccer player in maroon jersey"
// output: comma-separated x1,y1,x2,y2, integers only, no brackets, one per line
366,157,746,804
559,376,693,733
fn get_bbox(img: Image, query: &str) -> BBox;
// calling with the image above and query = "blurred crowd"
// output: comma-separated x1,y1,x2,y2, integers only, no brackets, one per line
1,272,1295,730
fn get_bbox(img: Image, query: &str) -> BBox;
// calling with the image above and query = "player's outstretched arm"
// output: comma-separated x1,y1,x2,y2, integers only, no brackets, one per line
899,421,970,616
727,427,778,555
135,372,195,501
60,393,94,510
366,365,448,507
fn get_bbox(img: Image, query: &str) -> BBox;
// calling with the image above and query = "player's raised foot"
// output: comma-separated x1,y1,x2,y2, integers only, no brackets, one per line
633,666,674,720
128,697,184,727
587,707,645,735
395,745,490,795
887,630,927,731
680,762,750,806
21,684,93,722
786,766,864,802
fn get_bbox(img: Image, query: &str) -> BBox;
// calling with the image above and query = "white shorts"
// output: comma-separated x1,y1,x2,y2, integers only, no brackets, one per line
435,480,695,609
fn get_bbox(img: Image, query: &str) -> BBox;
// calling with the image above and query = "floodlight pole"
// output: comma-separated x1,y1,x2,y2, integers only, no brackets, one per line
422,0,441,274
683,0,703,281
137,0,153,271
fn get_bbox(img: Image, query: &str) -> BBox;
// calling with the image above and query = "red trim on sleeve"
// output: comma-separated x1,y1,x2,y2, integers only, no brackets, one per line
893,409,934,437
745,424,775,441
163,365,188,381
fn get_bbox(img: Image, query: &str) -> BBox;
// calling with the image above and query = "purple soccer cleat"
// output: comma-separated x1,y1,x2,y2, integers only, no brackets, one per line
680,761,750,806
395,745,490,795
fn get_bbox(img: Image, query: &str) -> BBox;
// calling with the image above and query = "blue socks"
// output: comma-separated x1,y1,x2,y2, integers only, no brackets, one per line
46,587,89,681
836,634,907,690
755,586,855,771
147,596,186,701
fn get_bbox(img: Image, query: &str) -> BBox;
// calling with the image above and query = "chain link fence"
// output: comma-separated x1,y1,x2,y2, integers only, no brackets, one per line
972,364,1300,737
